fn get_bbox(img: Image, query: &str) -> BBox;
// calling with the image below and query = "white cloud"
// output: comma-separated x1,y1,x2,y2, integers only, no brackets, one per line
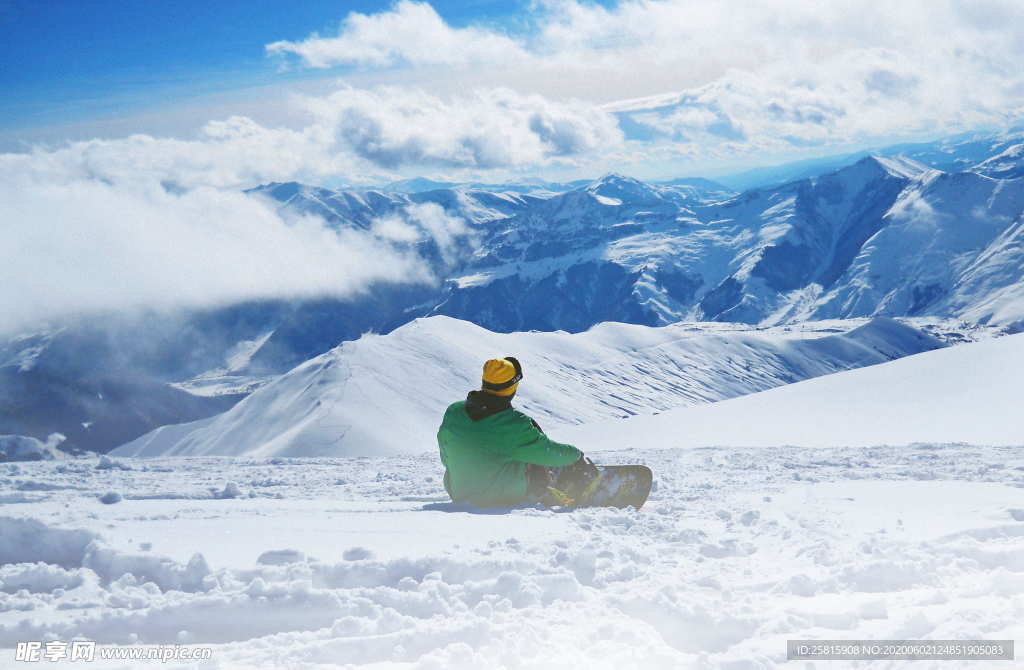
4,87,620,192
405,202,471,266
0,171,432,334
266,0,526,68
266,0,1024,160
371,202,473,267
304,86,623,170
5,117,346,191
618,42,1017,141
371,214,422,243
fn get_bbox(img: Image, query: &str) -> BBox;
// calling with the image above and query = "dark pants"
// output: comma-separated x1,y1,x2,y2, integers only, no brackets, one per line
525,463,556,499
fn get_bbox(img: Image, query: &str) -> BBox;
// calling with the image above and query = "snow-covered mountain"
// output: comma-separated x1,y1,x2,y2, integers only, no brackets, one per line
809,167,1024,324
113,315,945,458
416,158,1024,332
255,141,1024,334
249,181,543,231
653,176,735,202
378,176,597,196
972,142,1024,180
715,127,1024,190
0,322,243,454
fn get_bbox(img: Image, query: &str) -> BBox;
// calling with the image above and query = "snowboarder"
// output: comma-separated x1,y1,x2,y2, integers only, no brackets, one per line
436,356,600,507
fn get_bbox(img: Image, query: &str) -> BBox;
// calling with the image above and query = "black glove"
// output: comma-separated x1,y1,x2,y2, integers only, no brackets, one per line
563,454,599,484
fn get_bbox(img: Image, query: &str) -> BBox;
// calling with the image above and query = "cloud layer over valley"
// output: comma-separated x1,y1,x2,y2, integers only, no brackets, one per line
0,171,431,334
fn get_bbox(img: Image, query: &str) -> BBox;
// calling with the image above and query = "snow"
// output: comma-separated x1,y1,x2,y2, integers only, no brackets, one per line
113,315,947,458
2,445,1023,668
0,434,66,462
972,143,1024,179
5,318,1018,667
565,331,1024,449
6,132,1024,665
871,155,932,180
98,491,123,505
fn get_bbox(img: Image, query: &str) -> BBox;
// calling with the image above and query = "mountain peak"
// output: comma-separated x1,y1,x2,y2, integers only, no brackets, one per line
857,155,931,179
812,155,931,192
382,177,459,194
590,173,642,187
584,173,662,203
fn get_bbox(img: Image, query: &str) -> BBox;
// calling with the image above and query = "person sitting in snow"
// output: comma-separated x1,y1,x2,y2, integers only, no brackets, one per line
437,356,599,507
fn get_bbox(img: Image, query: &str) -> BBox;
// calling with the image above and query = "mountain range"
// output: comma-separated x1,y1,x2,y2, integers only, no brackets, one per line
3,128,1023,453
255,143,1024,333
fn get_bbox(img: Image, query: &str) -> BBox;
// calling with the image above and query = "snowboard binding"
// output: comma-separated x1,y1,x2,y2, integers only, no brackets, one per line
539,456,603,507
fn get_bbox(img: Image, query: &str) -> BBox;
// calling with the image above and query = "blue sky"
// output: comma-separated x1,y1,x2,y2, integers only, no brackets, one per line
0,0,533,145
1,0,1022,180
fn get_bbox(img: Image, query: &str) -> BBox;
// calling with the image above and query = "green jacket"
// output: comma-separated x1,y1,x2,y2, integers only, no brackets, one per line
437,394,582,506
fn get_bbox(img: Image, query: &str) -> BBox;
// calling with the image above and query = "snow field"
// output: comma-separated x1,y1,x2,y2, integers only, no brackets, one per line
2,445,1023,669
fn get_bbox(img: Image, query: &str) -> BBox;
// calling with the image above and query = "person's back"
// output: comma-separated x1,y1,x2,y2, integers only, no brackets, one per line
436,357,584,507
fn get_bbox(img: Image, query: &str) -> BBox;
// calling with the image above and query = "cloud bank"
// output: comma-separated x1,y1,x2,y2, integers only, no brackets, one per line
269,0,1024,157
0,173,432,333
304,87,622,170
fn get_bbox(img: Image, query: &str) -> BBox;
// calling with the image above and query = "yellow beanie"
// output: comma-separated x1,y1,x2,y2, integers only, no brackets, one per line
482,357,522,396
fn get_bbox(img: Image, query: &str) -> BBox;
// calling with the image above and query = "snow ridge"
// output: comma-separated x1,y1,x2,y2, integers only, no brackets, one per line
114,316,944,458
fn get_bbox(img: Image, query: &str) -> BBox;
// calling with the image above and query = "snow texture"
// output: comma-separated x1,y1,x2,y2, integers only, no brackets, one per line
1,444,1023,669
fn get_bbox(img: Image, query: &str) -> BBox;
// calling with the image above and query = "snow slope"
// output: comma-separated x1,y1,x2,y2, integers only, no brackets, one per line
564,332,1024,449
113,316,944,458
2,444,1023,669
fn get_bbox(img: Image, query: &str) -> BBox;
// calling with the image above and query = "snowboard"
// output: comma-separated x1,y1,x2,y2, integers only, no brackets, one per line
551,464,653,509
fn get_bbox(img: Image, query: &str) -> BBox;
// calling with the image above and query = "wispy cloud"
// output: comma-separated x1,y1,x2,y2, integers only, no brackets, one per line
371,201,473,267
266,0,526,68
